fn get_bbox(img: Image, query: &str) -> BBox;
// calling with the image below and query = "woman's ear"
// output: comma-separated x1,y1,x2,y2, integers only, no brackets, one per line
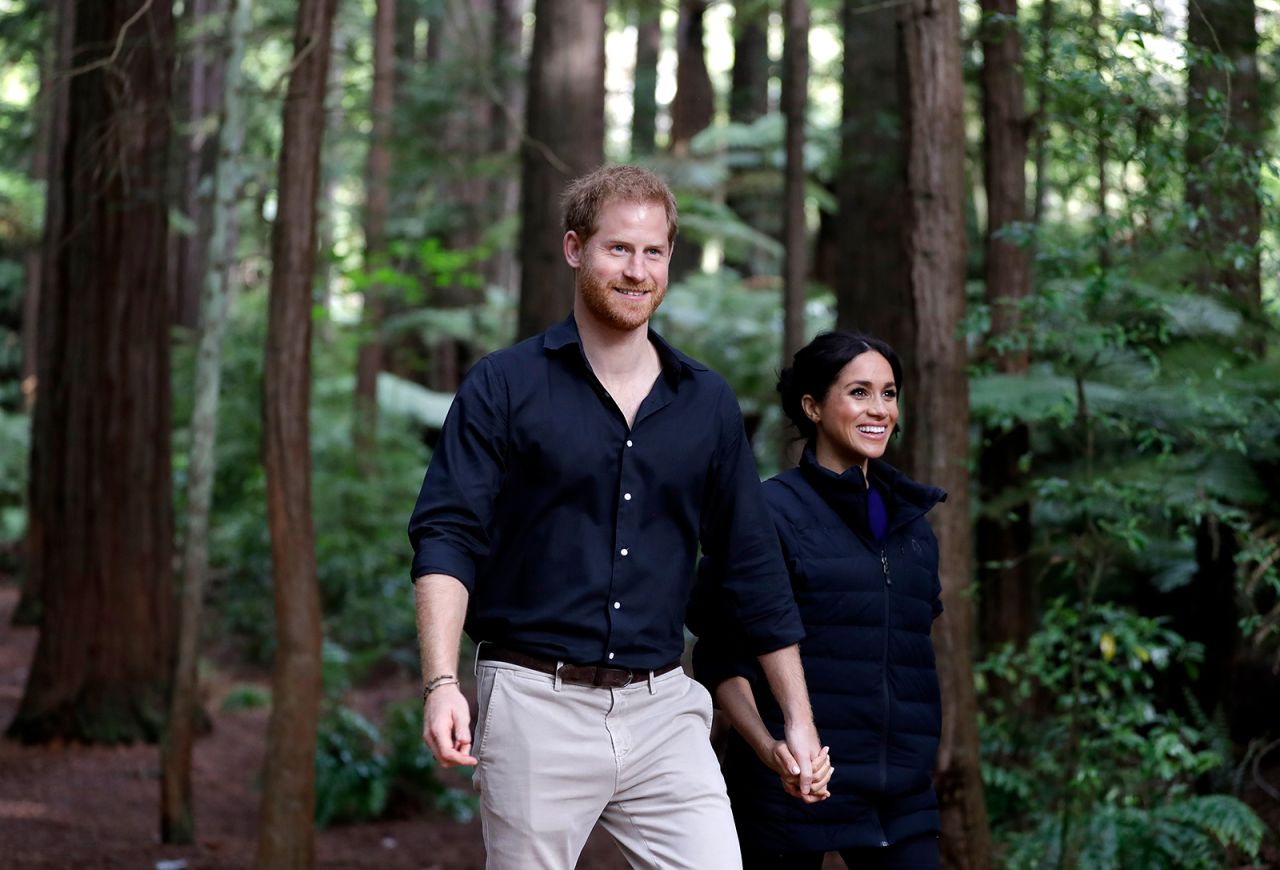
800,394,820,424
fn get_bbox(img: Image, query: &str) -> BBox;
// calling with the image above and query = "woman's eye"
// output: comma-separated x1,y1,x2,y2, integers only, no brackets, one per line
851,389,868,398
884,391,897,401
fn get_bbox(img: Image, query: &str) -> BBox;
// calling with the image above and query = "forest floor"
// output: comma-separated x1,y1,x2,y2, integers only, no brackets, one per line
0,580,631,869
2,574,1277,869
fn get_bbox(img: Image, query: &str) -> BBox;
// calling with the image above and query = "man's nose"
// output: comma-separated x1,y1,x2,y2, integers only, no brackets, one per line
622,253,646,280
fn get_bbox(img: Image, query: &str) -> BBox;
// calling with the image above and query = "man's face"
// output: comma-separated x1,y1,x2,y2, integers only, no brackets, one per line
565,198,671,332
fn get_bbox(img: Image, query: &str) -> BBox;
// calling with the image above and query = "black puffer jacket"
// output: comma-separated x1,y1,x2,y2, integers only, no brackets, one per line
693,446,945,853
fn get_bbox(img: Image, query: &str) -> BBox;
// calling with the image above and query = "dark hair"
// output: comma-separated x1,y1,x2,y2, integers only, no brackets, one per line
561,164,679,245
778,331,904,441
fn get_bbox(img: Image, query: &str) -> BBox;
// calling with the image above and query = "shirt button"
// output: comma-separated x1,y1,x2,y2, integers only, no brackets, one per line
613,601,621,609
608,652,615,660
880,841,889,848
625,439,633,447
620,548,629,556
624,493,632,501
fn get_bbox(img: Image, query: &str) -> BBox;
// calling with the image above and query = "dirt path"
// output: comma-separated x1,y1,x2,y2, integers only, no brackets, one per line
0,581,629,869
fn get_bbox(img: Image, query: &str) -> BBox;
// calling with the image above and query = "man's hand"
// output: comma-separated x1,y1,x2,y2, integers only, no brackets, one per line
783,717,823,796
422,683,477,767
759,739,833,804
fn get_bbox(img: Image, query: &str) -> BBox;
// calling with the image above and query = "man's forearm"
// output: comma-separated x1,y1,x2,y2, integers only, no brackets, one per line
414,573,469,680
757,643,813,725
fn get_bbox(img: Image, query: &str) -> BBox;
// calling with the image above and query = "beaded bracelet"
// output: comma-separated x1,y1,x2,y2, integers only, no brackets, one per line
422,674,459,701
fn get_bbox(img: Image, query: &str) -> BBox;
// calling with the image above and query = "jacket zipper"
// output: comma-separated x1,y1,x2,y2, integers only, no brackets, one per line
879,546,891,791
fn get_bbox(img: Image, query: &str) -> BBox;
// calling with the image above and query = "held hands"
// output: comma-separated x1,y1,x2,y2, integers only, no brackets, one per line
760,740,833,803
421,682,478,767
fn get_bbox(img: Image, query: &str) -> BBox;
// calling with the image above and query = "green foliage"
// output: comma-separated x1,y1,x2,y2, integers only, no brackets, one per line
176,292,426,667
313,700,476,828
219,684,270,712
979,601,1264,869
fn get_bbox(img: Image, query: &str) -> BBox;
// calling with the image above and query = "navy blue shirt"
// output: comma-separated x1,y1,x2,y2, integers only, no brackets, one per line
408,314,804,670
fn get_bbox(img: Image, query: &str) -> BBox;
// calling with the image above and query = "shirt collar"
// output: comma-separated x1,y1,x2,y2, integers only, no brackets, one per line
543,312,708,387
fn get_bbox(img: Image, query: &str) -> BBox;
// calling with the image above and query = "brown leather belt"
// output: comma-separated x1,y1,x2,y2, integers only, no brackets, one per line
478,644,680,689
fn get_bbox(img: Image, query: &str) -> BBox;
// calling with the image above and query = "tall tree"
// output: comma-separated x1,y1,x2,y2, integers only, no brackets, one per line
834,0,913,472
256,0,338,864
631,3,662,156
516,0,605,340
9,0,177,744
354,0,397,460
977,0,1034,652
727,0,777,278
169,0,229,330
899,0,993,865
160,0,253,844
730,0,770,124
781,0,808,371
14,0,74,629
668,0,714,281
1179,0,1263,724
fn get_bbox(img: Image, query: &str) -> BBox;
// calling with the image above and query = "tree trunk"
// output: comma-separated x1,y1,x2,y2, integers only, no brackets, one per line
1030,0,1052,223
727,0,776,277
255,0,338,864
1089,0,1109,267
14,0,75,630
171,0,229,330
781,0,808,368
1186,0,1262,327
9,0,176,745
731,0,770,123
516,0,605,340
631,5,662,156
160,0,251,844
354,0,396,461
836,0,914,469
668,0,713,281
899,0,993,865
483,0,523,298
977,0,1034,653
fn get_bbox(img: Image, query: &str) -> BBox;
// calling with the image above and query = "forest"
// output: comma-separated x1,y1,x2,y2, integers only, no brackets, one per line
0,0,1277,867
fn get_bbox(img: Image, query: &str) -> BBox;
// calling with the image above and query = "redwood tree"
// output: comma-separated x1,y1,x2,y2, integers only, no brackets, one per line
9,0,177,745
256,0,338,864
354,0,397,459
900,0,994,864
781,0,808,371
631,3,662,156
160,0,253,843
977,0,1034,653
516,0,605,340
835,0,912,366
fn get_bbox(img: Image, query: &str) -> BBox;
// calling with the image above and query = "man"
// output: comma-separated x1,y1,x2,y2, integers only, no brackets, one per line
409,165,821,870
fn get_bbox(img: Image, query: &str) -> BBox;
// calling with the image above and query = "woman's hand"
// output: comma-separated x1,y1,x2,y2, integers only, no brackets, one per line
758,740,834,803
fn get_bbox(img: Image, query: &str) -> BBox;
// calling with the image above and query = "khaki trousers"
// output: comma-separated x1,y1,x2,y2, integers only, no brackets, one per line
472,659,742,870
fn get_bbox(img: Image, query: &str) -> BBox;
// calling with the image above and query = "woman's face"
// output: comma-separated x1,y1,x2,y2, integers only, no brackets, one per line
802,351,899,475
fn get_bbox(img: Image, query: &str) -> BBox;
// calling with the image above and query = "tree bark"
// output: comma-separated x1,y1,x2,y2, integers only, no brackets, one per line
977,0,1034,653
631,5,662,156
160,0,251,844
9,0,177,745
900,0,993,865
781,0,808,368
1030,0,1052,223
835,0,914,469
14,0,75,630
516,0,605,340
255,0,338,864
730,0,770,124
354,0,396,461
170,0,229,330
668,0,713,281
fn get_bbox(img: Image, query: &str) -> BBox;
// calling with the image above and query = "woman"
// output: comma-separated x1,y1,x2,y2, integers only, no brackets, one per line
694,331,944,869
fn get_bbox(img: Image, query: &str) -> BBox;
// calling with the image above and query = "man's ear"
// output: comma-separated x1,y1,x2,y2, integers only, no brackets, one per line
563,231,583,269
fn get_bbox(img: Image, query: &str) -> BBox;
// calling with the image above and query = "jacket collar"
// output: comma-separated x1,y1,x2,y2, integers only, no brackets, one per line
543,312,707,387
796,444,946,539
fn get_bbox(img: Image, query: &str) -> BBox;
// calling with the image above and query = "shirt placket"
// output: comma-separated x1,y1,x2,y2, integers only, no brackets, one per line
604,429,639,663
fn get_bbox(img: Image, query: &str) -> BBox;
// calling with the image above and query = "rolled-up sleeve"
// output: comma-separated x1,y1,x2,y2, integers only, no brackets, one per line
407,357,508,589
695,389,804,655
